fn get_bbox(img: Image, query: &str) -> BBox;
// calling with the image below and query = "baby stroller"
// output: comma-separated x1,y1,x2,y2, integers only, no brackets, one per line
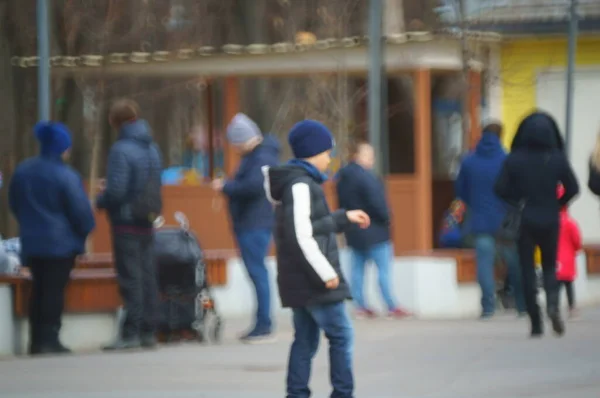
154,212,223,343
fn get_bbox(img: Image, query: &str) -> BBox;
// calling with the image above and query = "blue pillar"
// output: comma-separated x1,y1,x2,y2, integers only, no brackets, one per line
37,0,50,121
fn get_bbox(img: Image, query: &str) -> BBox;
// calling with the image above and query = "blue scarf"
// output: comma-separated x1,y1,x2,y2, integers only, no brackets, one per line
287,159,328,184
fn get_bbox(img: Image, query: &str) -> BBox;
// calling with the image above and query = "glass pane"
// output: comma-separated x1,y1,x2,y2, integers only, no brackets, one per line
431,72,464,179
387,75,415,174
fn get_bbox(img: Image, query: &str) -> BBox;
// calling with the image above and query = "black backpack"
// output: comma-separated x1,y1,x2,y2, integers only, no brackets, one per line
130,145,163,223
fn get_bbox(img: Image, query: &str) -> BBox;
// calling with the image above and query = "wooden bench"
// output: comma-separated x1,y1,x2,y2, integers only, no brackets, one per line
398,249,482,283
0,250,234,319
0,268,121,317
420,245,600,286
583,244,600,275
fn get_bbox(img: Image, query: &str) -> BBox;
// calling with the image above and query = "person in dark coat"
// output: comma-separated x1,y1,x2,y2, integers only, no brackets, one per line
455,122,525,318
336,141,409,319
97,99,163,351
9,122,96,355
495,111,579,338
211,113,280,343
264,120,369,398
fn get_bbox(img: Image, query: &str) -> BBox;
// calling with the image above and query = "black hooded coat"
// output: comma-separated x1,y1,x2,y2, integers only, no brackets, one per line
494,112,579,228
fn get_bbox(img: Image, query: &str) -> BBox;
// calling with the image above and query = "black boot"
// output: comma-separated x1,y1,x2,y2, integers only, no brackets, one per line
33,342,72,355
530,319,544,338
529,307,544,338
548,308,565,337
31,326,72,356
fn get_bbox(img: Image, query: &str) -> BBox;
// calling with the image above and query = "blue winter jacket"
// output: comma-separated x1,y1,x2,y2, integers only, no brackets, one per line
96,119,163,228
455,131,507,235
336,162,391,250
9,154,96,261
223,135,280,232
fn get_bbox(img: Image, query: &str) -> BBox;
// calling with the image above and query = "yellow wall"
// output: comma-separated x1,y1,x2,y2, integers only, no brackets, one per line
500,36,600,148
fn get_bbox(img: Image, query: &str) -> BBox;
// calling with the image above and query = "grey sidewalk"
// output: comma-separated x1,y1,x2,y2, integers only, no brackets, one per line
1,308,600,398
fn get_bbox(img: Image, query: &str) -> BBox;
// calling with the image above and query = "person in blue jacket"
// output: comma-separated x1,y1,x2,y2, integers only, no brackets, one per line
455,121,525,318
211,113,280,342
9,121,96,355
336,141,410,319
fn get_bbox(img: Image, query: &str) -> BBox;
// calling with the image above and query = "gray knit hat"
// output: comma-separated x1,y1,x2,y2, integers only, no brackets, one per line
226,113,262,144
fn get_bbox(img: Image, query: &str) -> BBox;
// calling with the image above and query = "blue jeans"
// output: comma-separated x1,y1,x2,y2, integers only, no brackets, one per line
236,229,272,330
474,234,525,314
287,301,354,398
349,241,396,311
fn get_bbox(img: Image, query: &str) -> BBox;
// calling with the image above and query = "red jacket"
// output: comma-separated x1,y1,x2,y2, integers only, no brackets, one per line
556,209,582,282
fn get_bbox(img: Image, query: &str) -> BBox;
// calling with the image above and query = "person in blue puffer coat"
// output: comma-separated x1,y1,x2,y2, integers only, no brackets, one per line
455,121,525,319
9,121,96,355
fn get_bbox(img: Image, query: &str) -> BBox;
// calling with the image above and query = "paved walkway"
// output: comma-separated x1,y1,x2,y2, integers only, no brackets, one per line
1,308,600,398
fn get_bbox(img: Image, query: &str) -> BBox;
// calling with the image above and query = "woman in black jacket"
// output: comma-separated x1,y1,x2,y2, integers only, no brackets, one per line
495,111,579,338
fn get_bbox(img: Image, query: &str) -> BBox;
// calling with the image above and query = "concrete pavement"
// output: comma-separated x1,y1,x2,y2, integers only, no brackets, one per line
1,307,600,398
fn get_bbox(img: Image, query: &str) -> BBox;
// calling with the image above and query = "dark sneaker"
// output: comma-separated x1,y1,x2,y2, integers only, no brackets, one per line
480,312,494,320
239,328,276,345
103,336,142,351
530,328,544,338
141,334,158,349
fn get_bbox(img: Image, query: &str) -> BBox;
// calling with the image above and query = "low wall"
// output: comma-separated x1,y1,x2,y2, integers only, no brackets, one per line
211,250,600,321
3,249,600,356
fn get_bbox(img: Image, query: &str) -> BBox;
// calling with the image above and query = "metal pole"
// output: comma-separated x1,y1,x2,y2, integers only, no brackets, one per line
368,0,384,175
565,0,578,157
37,0,51,121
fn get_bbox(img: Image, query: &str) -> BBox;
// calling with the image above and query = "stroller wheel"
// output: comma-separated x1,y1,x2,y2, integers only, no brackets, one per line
212,318,223,344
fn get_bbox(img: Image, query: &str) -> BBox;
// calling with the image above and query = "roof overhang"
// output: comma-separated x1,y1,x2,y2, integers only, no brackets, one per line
11,34,499,78
466,18,600,37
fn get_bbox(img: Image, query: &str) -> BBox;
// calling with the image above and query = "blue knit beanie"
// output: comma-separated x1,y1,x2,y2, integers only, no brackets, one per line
288,120,335,159
34,121,72,155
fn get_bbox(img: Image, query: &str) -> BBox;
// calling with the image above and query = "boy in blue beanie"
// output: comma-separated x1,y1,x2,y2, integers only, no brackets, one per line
263,120,370,398
9,121,96,355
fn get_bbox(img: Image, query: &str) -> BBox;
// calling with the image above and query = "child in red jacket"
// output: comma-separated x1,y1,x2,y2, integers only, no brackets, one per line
556,184,582,318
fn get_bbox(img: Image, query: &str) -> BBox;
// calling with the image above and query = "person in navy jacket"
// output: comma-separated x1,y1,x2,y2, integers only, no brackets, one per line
336,141,409,319
211,113,280,342
9,122,95,355
97,99,163,351
455,121,525,319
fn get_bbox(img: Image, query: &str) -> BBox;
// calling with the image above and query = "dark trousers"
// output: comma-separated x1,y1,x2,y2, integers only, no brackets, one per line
559,281,575,309
28,257,75,349
113,231,158,338
518,224,560,325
